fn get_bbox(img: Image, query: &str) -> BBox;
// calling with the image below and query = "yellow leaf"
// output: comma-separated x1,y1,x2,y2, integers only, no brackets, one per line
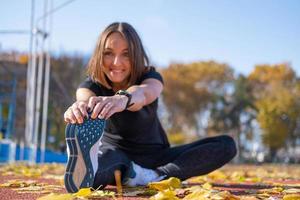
0,180,39,188
148,177,181,191
256,193,270,198
230,171,246,182
183,190,209,200
283,194,300,200
89,190,115,198
37,193,74,200
211,191,240,200
74,187,91,197
202,182,212,190
150,189,179,200
284,188,300,194
258,187,284,194
247,177,262,183
207,170,227,180
187,176,207,184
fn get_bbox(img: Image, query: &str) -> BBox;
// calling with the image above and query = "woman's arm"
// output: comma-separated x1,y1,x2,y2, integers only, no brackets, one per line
126,78,163,111
87,78,163,119
64,88,96,124
76,88,96,102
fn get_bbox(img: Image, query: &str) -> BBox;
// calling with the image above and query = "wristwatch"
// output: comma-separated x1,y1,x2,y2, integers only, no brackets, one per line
116,90,134,109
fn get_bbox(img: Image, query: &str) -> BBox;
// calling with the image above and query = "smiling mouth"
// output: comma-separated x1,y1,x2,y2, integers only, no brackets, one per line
110,69,124,73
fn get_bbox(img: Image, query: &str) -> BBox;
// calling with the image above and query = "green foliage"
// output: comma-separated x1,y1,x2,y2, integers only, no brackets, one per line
208,75,256,159
161,61,233,134
248,63,300,159
210,75,255,132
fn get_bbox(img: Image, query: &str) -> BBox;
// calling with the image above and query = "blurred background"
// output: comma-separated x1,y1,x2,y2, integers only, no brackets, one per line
0,0,299,164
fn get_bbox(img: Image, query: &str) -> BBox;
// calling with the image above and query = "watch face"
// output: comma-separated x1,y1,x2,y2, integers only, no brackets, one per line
117,90,130,96
116,90,132,109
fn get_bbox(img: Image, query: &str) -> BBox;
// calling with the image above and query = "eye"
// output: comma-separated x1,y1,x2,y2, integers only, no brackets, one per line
103,51,113,56
123,52,129,57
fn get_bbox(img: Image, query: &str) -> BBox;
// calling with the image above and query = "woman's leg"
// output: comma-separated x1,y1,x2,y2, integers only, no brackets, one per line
92,146,132,189
155,135,237,180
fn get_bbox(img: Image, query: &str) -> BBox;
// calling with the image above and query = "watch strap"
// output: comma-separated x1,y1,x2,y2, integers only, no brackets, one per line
116,90,134,109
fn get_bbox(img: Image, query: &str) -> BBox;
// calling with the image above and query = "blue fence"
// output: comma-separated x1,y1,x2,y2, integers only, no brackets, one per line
0,140,67,163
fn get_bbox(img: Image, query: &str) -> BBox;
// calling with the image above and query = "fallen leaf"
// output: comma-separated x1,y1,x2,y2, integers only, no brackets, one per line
0,180,40,188
258,187,284,194
89,190,115,198
208,170,227,180
211,191,240,200
148,177,181,191
283,188,300,194
283,194,300,200
202,182,212,190
74,187,92,197
150,189,179,200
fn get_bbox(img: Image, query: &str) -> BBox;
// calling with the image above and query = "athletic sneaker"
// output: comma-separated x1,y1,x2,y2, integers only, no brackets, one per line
64,117,105,193
123,162,166,186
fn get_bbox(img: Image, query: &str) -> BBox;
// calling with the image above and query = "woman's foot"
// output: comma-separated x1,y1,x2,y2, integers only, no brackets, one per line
64,117,105,193
124,162,166,186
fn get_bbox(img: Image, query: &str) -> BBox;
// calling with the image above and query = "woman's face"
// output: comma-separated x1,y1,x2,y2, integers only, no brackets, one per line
102,32,131,87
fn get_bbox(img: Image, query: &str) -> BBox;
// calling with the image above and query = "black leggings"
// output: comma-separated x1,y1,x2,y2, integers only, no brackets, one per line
93,135,237,189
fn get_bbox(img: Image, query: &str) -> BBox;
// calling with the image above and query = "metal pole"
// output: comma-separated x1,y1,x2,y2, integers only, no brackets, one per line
30,35,38,163
28,7,39,164
40,0,52,163
25,0,35,162
33,0,48,163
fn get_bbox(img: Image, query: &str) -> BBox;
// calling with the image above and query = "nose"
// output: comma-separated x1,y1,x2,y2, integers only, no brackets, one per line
113,55,122,66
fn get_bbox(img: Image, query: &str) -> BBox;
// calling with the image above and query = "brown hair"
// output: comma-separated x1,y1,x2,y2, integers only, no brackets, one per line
87,22,150,89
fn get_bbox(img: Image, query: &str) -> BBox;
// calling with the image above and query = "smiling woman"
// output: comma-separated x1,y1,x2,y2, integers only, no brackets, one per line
63,22,237,193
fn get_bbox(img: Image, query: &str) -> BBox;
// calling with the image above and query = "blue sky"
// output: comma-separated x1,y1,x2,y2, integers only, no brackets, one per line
1,0,300,75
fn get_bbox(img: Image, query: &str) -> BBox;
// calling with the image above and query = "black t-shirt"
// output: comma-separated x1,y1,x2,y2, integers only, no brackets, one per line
78,69,170,154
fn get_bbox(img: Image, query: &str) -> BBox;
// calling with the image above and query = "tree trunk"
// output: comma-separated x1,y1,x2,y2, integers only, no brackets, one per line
270,148,277,163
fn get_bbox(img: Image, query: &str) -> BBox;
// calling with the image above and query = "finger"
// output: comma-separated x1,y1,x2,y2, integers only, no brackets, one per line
64,110,69,123
67,109,77,124
105,106,118,119
78,102,89,118
64,108,75,123
100,102,114,119
88,97,100,112
71,107,84,123
92,102,105,119
64,115,71,123
64,112,71,123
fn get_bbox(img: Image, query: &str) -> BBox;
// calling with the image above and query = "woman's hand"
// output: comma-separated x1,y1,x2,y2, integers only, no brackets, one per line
64,100,89,124
88,95,128,119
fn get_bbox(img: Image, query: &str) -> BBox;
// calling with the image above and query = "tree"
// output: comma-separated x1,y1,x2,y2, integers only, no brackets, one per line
248,63,300,161
161,61,233,136
209,75,256,160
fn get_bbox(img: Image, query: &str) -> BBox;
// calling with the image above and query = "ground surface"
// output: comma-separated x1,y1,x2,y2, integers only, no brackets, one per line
0,163,300,200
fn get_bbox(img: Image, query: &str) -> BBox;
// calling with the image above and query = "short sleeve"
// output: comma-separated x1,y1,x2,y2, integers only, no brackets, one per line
139,68,164,84
78,77,103,96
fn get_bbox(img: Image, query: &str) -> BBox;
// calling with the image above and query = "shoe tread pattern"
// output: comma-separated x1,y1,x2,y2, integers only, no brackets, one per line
64,117,105,193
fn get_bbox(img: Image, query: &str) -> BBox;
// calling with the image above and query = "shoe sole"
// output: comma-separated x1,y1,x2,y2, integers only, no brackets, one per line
64,118,105,193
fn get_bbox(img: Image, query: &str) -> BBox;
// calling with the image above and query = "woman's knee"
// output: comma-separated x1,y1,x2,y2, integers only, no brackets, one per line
219,135,237,160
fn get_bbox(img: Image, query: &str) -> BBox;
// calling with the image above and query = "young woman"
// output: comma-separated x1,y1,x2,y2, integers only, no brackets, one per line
63,22,237,193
